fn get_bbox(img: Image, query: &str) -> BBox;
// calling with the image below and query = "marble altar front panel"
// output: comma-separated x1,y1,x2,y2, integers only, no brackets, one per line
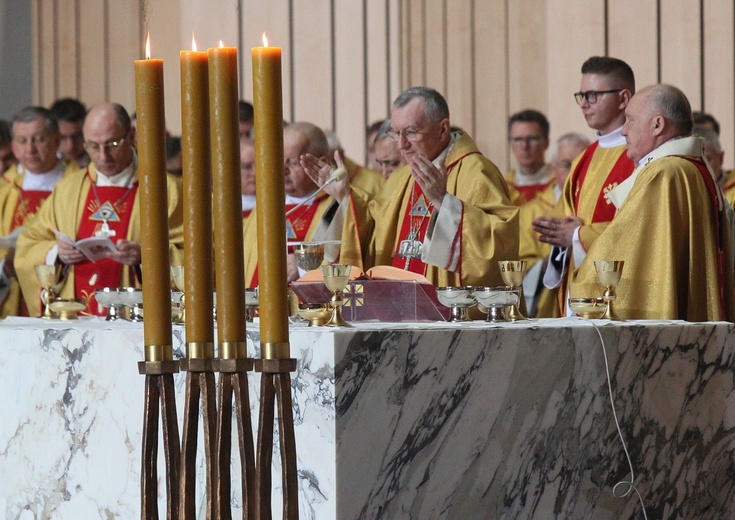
0,317,733,519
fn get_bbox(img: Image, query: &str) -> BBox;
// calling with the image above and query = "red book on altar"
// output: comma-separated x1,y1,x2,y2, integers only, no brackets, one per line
290,266,449,322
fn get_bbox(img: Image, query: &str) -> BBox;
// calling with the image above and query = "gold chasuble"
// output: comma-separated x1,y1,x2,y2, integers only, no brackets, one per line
15,166,184,317
342,156,384,199
569,137,735,321
339,132,519,287
243,193,333,287
519,184,559,317
0,161,79,316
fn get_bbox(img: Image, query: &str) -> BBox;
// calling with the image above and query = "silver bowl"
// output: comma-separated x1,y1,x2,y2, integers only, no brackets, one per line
436,286,476,322
95,287,123,321
475,286,519,322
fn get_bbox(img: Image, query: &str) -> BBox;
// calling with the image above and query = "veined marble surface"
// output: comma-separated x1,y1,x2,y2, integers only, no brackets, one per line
0,317,733,519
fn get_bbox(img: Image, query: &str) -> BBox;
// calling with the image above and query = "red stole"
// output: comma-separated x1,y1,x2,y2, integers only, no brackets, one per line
74,183,138,315
678,156,727,318
570,142,635,223
391,181,434,274
514,181,551,203
243,209,253,219
11,189,51,230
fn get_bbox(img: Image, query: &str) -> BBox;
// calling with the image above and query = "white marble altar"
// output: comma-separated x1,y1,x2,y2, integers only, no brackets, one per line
0,317,733,519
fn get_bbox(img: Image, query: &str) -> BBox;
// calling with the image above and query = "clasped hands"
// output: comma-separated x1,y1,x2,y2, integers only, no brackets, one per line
532,215,583,248
57,239,141,266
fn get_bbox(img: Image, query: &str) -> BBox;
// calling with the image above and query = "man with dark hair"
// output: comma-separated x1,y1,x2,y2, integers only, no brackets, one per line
533,56,636,315
569,84,734,320
0,106,80,316
50,97,90,168
365,119,385,171
303,86,518,287
693,111,721,135
16,103,184,316
239,100,254,138
0,120,16,176
505,109,551,202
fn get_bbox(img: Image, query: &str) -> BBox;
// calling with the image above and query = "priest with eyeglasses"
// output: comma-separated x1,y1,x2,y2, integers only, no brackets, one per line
15,103,184,316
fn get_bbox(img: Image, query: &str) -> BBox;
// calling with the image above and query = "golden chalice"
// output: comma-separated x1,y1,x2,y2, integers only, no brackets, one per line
594,260,624,320
321,264,352,327
171,265,185,324
498,260,527,321
34,264,64,319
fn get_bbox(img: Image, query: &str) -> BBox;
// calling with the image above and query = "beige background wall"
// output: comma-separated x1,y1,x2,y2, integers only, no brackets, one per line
31,0,735,170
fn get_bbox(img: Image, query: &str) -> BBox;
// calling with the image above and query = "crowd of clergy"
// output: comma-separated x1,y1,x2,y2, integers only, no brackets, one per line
0,55,733,322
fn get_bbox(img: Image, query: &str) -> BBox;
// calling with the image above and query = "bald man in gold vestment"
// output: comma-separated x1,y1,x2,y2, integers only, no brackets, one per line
569,85,735,321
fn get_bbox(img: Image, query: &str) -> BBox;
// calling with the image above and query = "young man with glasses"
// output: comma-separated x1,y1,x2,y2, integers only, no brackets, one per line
0,106,81,317
532,56,636,315
16,103,184,316
504,109,551,203
302,86,518,289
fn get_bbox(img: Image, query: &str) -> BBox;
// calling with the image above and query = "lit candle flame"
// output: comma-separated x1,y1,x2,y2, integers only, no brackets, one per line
192,32,197,52
262,32,269,47
145,32,151,59
219,40,224,48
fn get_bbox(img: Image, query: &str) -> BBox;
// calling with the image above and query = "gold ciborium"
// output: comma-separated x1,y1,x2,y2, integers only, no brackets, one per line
498,260,527,321
293,242,326,272
34,264,64,319
170,265,185,324
594,260,624,320
321,264,352,327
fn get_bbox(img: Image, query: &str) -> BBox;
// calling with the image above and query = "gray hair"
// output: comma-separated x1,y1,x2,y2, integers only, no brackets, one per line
285,122,329,157
551,132,591,162
374,119,393,144
392,87,450,123
12,106,58,134
648,84,693,134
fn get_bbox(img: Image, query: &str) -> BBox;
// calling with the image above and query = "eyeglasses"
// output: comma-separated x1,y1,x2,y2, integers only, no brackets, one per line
386,125,431,142
573,89,623,105
84,137,125,153
509,136,544,146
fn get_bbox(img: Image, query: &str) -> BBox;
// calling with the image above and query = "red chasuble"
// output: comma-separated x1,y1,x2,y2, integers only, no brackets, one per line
391,182,434,274
74,182,138,315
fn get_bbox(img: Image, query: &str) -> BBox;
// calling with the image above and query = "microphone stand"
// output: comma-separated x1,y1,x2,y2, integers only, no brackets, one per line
285,167,347,217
